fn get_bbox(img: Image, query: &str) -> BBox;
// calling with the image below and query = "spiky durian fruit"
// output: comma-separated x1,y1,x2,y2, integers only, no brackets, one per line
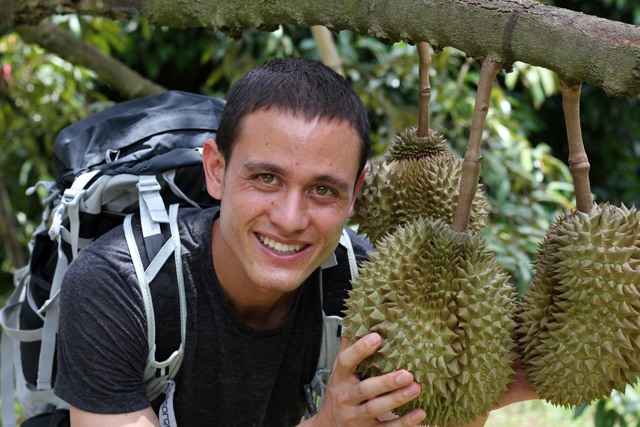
386,127,449,162
518,203,640,408
343,217,517,427
353,129,488,245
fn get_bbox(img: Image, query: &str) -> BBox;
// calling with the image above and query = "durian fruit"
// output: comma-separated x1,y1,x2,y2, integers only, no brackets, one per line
352,127,488,245
386,126,449,162
518,202,640,408
343,217,518,427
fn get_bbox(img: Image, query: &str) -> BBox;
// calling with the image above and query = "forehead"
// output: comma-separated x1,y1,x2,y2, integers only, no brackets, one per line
230,109,361,181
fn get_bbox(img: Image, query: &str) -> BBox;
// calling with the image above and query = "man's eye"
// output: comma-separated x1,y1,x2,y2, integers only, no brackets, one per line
314,186,334,196
259,174,277,184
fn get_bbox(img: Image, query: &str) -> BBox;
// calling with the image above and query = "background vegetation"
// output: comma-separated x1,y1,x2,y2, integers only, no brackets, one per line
1,0,639,424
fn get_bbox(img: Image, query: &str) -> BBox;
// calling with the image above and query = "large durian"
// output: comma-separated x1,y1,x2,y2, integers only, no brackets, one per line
343,217,518,426
518,203,640,407
352,127,488,245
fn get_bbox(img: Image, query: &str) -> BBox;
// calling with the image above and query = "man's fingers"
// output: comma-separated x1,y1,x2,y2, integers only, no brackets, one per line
334,333,381,375
379,408,426,426
357,370,415,403
360,377,421,418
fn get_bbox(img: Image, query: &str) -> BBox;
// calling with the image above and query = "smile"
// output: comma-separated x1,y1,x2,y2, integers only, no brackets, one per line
257,233,307,255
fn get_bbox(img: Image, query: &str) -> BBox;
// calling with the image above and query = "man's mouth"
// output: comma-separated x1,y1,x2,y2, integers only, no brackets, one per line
257,233,307,255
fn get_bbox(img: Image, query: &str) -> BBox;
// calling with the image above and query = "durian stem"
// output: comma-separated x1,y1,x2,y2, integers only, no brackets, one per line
560,79,593,214
417,42,432,138
451,58,502,233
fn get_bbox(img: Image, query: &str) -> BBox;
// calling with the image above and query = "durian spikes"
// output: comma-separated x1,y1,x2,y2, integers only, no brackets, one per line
416,42,432,138
451,58,502,233
561,80,593,214
385,127,449,162
343,217,518,427
518,203,640,408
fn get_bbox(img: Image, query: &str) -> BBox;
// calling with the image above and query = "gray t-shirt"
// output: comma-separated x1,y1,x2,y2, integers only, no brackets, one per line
54,207,370,426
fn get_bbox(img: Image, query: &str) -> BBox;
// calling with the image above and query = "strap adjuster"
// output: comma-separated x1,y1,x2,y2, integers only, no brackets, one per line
60,188,86,207
137,179,162,193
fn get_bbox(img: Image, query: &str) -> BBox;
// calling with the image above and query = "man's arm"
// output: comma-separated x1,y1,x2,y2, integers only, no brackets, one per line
70,406,160,427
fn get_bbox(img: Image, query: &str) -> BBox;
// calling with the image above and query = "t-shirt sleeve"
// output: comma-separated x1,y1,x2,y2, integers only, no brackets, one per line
54,232,151,414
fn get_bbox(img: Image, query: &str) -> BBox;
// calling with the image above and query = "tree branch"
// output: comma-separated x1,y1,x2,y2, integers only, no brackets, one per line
16,20,166,99
311,26,343,76
5,0,640,97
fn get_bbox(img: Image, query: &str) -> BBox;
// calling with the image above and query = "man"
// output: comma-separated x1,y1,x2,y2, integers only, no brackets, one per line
55,57,535,426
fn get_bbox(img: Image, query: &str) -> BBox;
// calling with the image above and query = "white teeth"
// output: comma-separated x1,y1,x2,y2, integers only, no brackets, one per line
258,234,305,254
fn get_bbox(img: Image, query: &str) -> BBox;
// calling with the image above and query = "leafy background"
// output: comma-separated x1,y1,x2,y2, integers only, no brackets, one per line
1,0,640,424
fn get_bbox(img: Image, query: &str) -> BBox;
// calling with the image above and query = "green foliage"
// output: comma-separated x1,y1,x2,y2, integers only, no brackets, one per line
574,387,640,427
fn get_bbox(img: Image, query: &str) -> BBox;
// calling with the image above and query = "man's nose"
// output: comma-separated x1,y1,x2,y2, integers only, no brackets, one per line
270,190,310,233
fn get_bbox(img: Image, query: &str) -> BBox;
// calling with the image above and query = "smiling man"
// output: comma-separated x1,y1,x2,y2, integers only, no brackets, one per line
54,58,535,427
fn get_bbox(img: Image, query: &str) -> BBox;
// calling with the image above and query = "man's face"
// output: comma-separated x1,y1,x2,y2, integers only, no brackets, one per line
204,109,365,295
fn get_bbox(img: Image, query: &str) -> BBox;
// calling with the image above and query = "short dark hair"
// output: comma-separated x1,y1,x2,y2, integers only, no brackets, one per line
216,58,371,182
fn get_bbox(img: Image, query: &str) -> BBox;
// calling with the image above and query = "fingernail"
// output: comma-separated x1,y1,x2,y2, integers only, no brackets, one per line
412,409,426,422
403,383,420,397
365,333,379,347
396,371,412,385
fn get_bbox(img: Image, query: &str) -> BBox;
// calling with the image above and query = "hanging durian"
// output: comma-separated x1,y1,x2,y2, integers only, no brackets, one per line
344,51,518,426
518,80,640,408
352,43,487,246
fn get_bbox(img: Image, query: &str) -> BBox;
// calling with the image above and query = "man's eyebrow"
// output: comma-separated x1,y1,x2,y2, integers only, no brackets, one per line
242,160,352,193
314,174,352,194
242,160,286,176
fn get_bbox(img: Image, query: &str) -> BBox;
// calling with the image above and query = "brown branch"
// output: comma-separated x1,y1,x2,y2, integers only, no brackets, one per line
451,58,502,233
16,20,166,99
416,42,432,138
8,0,640,97
311,26,344,76
560,80,593,213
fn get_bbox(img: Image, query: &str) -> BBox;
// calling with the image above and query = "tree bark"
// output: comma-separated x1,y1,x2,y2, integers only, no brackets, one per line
4,0,640,97
16,20,167,99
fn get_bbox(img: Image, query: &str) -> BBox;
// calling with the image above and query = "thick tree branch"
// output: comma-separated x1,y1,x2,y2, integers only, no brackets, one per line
5,0,640,97
16,20,166,99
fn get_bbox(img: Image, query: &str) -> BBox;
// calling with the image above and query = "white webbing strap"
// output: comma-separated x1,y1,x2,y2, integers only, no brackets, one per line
138,175,169,240
124,213,157,352
162,170,200,209
0,270,30,427
306,228,358,416
125,204,186,423
158,380,178,427
36,240,68,390
1,328,18,427
49,170,101,259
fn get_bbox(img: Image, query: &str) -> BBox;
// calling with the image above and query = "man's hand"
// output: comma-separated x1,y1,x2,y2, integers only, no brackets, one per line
305,333,427,426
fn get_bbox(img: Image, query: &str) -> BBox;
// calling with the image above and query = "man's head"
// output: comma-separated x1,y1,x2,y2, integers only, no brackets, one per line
203,58,370,296
216,57,371,180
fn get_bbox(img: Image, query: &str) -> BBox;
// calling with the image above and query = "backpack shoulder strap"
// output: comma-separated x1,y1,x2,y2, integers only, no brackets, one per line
123,203,186,427
305,227,358,417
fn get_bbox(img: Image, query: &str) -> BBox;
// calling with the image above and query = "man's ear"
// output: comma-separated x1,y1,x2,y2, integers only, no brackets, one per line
202,138,225,200
348,163,369,217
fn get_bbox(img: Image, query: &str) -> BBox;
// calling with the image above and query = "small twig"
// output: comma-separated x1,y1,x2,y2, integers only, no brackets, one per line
451,58,502,233
560,79,593,213
416,42,432,137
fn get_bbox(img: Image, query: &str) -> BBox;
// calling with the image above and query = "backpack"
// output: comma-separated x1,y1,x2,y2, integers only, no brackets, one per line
0,90,357,426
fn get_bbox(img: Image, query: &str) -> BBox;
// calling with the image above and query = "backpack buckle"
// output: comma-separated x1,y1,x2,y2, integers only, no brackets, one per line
60,188,86,207
137,178,162,193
